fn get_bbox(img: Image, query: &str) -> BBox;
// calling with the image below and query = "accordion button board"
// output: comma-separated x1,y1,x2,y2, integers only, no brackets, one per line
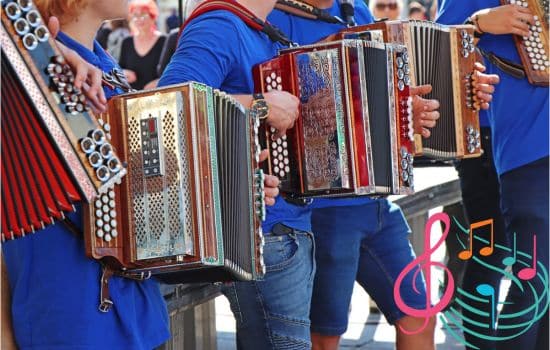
1,0,126,240
503,0,549,86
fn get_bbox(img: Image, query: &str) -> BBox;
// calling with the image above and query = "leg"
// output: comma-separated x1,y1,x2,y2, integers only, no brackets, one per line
357,200,435,350
222,228,315,350
309,204,379,350
496,157,549,350
455,128,508,350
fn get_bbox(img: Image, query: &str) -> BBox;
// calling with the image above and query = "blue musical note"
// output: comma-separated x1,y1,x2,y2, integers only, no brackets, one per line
476,284,496,329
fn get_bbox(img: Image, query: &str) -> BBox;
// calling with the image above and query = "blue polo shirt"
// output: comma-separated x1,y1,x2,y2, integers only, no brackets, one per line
2,32,170,350
159,10,312,233
269,1,377,209
437,0,549,175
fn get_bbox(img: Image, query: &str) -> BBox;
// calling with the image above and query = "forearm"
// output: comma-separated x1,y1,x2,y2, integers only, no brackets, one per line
1,255,17,350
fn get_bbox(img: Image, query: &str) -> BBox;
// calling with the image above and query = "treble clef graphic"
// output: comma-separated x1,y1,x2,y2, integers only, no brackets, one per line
393,212,456,334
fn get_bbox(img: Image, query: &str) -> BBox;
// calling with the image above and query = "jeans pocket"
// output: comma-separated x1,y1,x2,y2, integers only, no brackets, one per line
263,234,299,272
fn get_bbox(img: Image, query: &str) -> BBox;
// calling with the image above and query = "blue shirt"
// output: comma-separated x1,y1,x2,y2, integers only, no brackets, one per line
269,1,377,209
437,0,549,175
159,10,312,233
2,32,170,350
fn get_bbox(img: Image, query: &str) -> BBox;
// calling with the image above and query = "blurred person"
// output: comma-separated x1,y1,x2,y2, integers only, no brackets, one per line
408,1,427,20
106,19,130,61
370,0,402,20
165,7,180,32
119,0,166,90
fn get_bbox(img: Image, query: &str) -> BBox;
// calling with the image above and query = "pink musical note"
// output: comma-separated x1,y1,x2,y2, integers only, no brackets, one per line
458,219,494,260
393,212,455,335
518,235,537,281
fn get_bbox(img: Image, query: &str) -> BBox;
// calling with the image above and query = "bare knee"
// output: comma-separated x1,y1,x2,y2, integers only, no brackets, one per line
311,332,341,350
395,316,436,350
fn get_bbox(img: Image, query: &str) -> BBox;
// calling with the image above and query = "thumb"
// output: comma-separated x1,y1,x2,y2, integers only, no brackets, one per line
47,17,60,39
258,149,269,163
410,84,432,97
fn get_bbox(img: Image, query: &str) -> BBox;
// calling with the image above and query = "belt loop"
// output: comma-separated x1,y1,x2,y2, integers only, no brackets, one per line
99,265,115,313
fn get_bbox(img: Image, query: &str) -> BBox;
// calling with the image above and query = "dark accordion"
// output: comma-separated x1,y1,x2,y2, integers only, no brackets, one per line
330,20,483,160
501,0,549,86
85,84,266,281
254,39,415,198
1,0,125,240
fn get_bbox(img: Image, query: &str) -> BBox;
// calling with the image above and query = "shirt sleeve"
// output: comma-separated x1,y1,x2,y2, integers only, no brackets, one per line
436,0,480,25
158,14,240,88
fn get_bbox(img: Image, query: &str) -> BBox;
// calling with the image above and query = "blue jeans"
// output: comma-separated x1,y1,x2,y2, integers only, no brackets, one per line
496,157,549,350
310,199,426,335
222,227,315,349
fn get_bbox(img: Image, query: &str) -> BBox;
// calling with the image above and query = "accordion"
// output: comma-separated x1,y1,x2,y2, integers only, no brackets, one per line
329,20,482,160
84,84,266,281
501,0,549,86
253,39,414,198
1,0,125,240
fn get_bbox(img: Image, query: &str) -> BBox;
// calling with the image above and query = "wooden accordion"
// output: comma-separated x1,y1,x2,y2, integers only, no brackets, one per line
329,20,483,160
1,0,126,240
501,0,549,86
253,39,415,198
84,84,266,281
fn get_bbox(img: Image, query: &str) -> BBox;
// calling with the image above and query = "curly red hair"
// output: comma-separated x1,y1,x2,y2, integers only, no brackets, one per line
129,0,159,20
34,0,88,24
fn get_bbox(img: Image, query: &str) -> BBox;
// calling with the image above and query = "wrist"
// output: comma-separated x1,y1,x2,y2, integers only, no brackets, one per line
467,11,485,37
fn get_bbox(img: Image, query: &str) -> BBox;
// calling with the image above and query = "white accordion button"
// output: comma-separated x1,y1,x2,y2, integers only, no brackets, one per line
96,229,104,238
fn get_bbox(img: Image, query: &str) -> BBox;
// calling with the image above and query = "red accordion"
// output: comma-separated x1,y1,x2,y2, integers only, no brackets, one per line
254,39,415,198
1,1,125,240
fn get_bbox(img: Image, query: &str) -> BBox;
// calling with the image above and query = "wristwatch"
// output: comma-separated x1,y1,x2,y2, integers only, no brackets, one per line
465,14,484,38
251,93,269,120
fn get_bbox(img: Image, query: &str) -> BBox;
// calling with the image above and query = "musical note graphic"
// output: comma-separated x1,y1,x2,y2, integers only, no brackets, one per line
476,284,496,329
393,212,455,335
502,233,517,267
458,219,494,260
518,235,537,281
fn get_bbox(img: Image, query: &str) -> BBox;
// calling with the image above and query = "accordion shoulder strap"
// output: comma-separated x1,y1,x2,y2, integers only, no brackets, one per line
180,0,294,47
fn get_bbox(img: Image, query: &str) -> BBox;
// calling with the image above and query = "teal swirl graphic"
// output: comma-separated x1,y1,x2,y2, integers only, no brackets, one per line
440,217,549,349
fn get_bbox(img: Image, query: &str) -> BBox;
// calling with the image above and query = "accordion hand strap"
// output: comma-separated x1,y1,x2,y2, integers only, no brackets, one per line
181,0,295,47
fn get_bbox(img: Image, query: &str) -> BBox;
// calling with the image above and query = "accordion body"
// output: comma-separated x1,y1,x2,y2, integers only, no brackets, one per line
84,83,266,281
501,0,549,86
254,39,414,198
331,21,482,160
1,1,125,240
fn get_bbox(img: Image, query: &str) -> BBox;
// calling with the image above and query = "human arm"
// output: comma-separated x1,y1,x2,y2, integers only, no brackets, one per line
48,17,107,112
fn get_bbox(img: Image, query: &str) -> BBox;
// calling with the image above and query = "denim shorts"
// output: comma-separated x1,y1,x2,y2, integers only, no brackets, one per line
310,199,426,335
222,227,316,349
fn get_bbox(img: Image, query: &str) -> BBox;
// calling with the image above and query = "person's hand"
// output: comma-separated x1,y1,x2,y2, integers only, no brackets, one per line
472,62,500,110
258,149,279,206
264,91,300,139
123,69,137,83
475,4,535,37
410,84,440,138
48,17,107,113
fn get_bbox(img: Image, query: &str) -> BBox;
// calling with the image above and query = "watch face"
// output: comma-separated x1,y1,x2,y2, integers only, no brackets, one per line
253,99,269,119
